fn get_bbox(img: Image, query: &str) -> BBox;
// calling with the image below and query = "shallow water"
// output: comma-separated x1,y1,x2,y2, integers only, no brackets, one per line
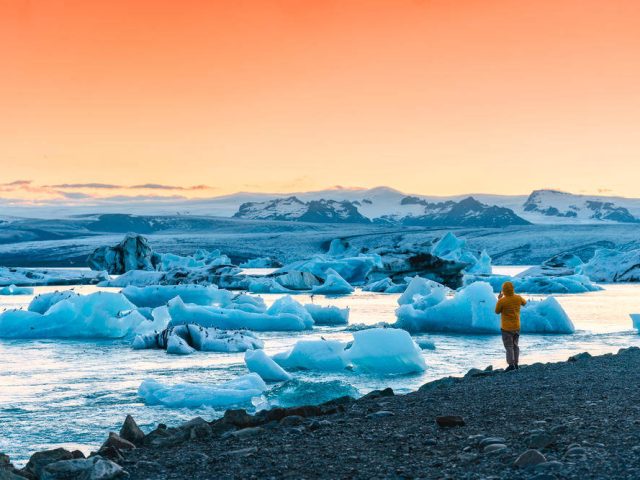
2,271,640,465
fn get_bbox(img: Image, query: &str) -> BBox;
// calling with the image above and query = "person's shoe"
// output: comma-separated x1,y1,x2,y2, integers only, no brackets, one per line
505,365,516,372
515,364,520,370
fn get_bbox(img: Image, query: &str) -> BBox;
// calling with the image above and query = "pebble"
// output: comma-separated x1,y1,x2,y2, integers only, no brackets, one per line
527,432,555,449
435,415,465,427
514,449,547,468
479,437,506,448
367,411,395,419
483,444,508,453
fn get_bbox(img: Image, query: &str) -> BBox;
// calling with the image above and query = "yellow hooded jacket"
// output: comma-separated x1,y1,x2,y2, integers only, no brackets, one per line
495,281,526,331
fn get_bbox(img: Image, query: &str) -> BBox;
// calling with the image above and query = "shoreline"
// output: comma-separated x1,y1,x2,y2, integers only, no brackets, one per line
4,347,640,479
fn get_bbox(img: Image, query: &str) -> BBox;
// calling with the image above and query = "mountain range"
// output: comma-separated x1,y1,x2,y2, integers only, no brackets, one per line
3,186,640,227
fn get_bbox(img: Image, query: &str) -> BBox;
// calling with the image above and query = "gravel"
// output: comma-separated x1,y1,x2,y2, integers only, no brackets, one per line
5,347,640,479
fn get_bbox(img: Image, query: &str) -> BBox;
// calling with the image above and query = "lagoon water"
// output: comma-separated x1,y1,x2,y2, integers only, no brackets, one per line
2,267,640,465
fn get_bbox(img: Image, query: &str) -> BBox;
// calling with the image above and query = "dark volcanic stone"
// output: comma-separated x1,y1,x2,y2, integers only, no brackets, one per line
436,415,465,427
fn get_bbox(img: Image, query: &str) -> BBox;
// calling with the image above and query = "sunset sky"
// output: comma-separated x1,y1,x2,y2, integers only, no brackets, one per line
2,0,640,201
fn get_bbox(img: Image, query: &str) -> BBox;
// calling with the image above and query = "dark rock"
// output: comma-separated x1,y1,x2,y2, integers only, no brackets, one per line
479,437,506,448
222,409,258,429
366,411,395,419
179,417,213,440
101,432,136,452
527,432,555,449
568,352,592,362
119,415,145,445
436,415,465,427
360,388,395,400
40,455,126,480
483,444,507,453
23,449,74,478
279,415,305,427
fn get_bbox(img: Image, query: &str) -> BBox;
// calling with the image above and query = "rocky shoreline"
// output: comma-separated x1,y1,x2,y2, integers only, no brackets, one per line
4,348,640,479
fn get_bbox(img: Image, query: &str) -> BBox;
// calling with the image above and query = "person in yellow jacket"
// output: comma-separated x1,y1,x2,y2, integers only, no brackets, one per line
495,281,526,371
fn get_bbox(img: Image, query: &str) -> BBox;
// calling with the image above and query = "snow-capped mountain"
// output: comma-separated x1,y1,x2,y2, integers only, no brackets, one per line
521,190,640,224
233,197,370,223
400,197,531,227
232,194,530,226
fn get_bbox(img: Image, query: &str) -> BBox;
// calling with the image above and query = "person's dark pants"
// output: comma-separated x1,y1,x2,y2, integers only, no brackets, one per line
501,329,520,366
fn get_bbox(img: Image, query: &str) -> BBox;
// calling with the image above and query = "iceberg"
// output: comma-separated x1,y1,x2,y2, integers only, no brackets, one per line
275,254,382,285
167,296,313,331
122,284,231,308
0,266,108,287
166,333,196,355
159,249,232,270
578,248,640,282
463,273,602,294
310,269,354,295
28,290,79,314
631,314,640,331
272,340,350,371
245,349,292,382
98,270,166,287
397,276,448,306
362,277,406,293
431,233,492,274
0,284,34,295
396,281,574,334
344,328,426,374
138,373,267,408
519,252,584,277
261,380,358,409
239,257,281,268
304,304,349,326
0,292,147,339
88,234,161,274
248,277,294,294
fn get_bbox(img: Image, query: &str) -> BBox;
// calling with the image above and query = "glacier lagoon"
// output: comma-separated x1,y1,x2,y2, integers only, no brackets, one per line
2,268,640,465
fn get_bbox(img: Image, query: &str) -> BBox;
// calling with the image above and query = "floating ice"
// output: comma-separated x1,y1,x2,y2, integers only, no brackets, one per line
431,233,492,274
166,333,196,355
304,304,349,326
344,328,426,374
138,373,268,408
159,249,231,270
247,277,293,294
519,253,584,277
397,276,447,306
362,277,406,293
276,254,382,285
261,379,358,409
99,270,166,287
122,284,231,308
578,248,640,282
239,257,280,268
272,340,349,371
0,292,147,339
0,266,108,287
631,314,640,331
463,273,602,294
396,281,574,334
28,290,79,314
0,284,34,295
245,349,292,382
310,269,354,295
167,296,313,331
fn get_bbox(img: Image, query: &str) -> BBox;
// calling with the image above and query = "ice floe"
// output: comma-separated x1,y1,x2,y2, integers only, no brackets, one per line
245,349,293,382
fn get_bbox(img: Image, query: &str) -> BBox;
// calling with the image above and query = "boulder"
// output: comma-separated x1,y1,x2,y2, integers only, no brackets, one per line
119,415,145,445
101,432,136,452
23,449,74,478
40,456,126,480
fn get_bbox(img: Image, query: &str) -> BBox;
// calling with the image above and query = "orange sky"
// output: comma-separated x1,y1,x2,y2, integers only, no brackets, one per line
1,0,640,199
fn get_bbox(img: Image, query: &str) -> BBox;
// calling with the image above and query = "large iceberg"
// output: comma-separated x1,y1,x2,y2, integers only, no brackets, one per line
519,252,584,277
245,349,292,382
0,292,148,339
304,304,349,326
122,284,231,308
344,328,426,374
273,328,427,374
88,234,161,274
159,249,231,270
272,340,350,371
275,254,382,285
133,323,264,354
395,281,574,334
167,296,313,331
28,290,79,314
0,267,108,287
138,373,267,408
310,269,354,295
578,248,640,282
431,233,492,275
0,284,34,295
463,273,602,294
397,276,448,306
